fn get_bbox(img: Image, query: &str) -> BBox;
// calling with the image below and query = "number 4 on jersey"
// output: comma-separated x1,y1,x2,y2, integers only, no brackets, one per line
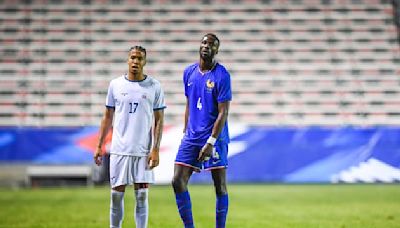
197,97,202,110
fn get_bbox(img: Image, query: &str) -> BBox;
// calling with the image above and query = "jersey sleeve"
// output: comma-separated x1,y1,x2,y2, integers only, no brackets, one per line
105,80,115,108
217,70,232,103
154,83,166,110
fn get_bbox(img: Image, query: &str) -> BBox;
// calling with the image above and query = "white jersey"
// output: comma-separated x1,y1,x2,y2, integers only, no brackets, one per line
106,75,166,156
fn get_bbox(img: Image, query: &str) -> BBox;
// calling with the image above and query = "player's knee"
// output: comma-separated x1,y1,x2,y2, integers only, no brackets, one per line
136,190,148,207
135,185,148,208
110,190,124,208
112,185,126,192
135,183,149,189
171,177,179,189
171,177,185,192
215,185,228,196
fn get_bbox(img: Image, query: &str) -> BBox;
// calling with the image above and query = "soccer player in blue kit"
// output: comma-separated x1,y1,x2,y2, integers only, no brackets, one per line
172,33,232,228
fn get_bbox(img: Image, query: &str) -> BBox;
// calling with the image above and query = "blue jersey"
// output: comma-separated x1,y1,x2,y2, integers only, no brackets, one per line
182,62,232,146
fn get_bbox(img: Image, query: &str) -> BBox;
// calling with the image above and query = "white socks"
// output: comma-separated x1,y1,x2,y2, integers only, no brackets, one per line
134,188,149,228
109,188,149,228
110,190,124,228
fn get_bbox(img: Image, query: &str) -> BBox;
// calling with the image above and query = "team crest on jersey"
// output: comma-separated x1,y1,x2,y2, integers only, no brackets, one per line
142,94,147,99
206,79,214,92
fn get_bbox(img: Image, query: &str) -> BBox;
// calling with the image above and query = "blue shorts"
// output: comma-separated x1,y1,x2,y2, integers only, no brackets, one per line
175,140,228,172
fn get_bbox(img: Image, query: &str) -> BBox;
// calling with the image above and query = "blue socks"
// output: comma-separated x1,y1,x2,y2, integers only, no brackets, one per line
175,191,229,228
175,191,194,228
216,194,229,228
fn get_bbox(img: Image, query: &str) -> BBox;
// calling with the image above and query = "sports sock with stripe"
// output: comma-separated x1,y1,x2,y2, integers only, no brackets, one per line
110,190,124,228
175,191,194,228
134,188,149,228
216,194,229,228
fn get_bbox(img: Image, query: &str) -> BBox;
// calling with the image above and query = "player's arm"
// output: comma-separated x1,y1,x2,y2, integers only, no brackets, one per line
94,107,114,166
183,97,189,134
211,101,230,139
198,101,230,161
148,108,164,169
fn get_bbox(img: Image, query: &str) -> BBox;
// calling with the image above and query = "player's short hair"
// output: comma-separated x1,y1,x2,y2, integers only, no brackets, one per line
203,33,220,47
129,46,146,56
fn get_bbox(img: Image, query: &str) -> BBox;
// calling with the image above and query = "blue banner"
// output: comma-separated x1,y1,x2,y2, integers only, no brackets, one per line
0,127,97,164
1,125,399,183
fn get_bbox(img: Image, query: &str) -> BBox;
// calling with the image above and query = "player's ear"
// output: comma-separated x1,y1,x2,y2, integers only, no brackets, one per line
213,45,219,55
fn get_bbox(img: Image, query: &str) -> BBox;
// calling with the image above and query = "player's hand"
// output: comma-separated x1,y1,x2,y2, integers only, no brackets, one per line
198,143,213,162
94,147,103,166
148,148,160,169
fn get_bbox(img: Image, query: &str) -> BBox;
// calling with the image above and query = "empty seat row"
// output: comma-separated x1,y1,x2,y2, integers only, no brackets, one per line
0,0,398,126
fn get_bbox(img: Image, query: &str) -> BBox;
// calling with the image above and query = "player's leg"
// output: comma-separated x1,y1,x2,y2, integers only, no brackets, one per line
212,169,229,228
173,141,202,228
172,164,194,193
172,164,195,228
173,141,202,193
110,185,126,228
205,143,229,228
109,154,131,228
132,156,154,228
134,183,149,228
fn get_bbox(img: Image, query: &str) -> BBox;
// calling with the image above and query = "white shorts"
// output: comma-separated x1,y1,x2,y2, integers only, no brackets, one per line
109,154,154,188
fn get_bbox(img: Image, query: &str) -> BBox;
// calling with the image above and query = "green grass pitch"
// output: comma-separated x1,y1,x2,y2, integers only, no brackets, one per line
0,184,399,227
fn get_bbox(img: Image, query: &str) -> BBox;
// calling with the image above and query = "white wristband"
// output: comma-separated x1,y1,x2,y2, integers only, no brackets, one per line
206,136,217,146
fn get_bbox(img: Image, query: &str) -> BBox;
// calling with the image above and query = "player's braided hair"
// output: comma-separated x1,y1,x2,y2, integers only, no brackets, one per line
129,46,146,56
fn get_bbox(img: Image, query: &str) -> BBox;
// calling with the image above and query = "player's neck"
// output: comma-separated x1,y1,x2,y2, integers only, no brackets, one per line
199,59,216,73
127,73,145,81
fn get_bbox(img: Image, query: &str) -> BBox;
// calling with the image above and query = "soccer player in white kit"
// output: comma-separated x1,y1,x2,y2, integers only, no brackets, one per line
94,46,166,228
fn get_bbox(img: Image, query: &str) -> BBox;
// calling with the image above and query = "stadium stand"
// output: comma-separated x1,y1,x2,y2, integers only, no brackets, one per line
0,0,399,187
1,0,399,127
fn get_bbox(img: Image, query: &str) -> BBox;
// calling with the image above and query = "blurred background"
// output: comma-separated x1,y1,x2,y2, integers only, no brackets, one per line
0,0,400,188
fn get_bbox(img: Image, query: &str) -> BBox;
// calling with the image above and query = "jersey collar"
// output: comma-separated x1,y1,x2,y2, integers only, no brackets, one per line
124,73,148,82
198,61,217,75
